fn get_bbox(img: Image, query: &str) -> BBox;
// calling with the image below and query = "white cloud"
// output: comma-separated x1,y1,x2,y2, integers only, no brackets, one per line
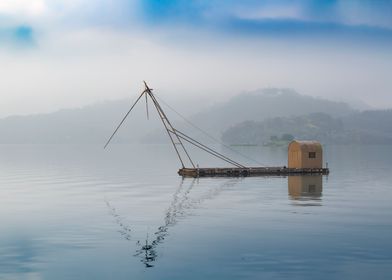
1,26,391,118
0,1,391,117
0,0,47,16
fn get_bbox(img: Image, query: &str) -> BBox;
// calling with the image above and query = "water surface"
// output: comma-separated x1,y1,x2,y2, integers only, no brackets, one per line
1,144,392,279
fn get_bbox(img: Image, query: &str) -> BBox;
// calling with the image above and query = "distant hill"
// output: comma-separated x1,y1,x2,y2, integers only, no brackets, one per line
222,111,392,145
0,94,212,145
341,110,392,143
143,88,355,143
188,88,353,133
0,88,374,145
0,99,164,144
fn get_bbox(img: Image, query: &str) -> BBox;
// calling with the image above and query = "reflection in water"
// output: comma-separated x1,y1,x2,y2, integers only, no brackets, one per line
133,178,197,267
107,178,240,268
135,178,240,267
105,199,132,241
288,175,323,206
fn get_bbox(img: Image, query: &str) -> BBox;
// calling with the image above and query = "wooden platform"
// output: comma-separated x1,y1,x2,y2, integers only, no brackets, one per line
178,167,329,177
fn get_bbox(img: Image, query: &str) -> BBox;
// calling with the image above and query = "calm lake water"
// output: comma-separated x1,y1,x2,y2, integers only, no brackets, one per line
1,144,392,280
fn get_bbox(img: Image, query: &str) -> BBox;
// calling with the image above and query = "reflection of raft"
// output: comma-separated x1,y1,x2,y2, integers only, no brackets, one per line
179,167,329,177
105,82,329,177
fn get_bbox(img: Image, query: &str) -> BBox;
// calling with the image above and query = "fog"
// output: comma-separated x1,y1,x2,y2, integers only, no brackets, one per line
1,0,392,118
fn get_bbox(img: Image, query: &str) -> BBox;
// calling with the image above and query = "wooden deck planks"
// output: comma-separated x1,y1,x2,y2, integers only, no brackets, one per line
178,167,329,177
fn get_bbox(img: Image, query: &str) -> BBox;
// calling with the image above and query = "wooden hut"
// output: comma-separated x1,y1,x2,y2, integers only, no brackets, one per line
288,140,323,169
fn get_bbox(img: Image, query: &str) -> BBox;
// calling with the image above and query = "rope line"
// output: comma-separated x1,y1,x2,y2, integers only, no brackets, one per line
155,95,266,166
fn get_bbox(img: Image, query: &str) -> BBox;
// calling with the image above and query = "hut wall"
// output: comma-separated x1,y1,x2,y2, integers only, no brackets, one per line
288,142,302,168
288,141,323,169
300,144,322,169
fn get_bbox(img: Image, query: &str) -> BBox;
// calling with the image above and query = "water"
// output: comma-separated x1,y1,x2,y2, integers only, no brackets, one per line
1,144,392,279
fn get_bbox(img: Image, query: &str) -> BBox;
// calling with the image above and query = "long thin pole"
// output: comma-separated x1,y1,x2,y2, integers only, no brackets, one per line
104,91,145,149
151,97,186,168
144,81,244,168
143,83,195,168
146,90,195,168
104,81,246,169
145,92,149,120
175,130,245,168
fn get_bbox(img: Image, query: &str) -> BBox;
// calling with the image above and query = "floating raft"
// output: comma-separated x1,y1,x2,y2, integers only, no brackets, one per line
178,167,329,177
105,82,331,178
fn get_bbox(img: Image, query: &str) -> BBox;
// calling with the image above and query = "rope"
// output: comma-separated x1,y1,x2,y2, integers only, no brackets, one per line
174,129,245,168
155,95,266,166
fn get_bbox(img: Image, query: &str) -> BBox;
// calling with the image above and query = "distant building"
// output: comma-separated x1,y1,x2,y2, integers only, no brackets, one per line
288,140,323,169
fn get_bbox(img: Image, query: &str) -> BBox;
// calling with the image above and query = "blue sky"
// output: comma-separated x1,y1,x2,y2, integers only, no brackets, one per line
2,0,392,46
0,0,391,116
139,0,392,45
139,0,392,29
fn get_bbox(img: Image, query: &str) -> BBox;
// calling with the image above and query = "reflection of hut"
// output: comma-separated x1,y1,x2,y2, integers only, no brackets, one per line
288,140,323,169
288,175,322,199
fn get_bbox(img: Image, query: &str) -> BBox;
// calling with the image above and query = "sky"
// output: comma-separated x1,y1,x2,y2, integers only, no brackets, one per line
0,0,391,117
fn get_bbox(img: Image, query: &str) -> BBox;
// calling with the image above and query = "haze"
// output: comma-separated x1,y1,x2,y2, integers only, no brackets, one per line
1,0,392,118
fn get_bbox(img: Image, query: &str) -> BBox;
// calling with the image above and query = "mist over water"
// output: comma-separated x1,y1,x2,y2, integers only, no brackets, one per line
1,1,392,279
1,144,391,279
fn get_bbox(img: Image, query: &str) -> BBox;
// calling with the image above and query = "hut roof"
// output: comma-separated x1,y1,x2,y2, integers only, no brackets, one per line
289,140,322,150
